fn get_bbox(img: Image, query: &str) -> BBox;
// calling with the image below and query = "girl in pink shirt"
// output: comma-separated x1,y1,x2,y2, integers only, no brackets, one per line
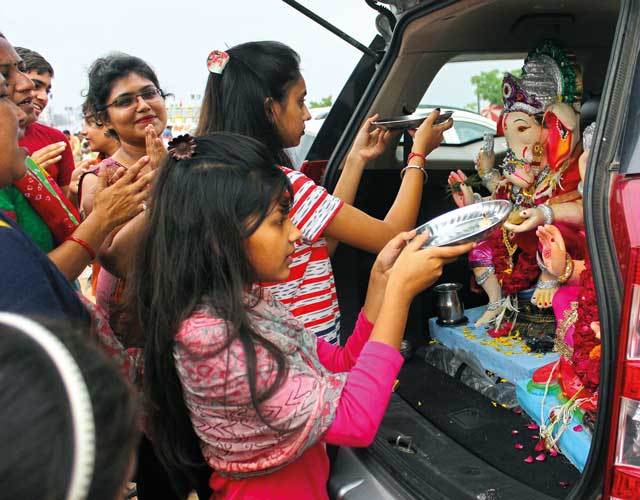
128,133,472,499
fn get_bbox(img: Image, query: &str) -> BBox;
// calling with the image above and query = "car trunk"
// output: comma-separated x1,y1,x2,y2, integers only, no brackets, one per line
309,0,627,498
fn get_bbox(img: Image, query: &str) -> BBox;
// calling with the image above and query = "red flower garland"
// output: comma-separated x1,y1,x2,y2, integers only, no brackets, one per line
570,257,601,391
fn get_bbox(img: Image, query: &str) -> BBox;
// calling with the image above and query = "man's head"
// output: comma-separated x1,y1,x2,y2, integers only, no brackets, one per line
15,47,53,120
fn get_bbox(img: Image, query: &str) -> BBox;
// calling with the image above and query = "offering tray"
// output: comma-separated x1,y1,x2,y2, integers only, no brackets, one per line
416,200,512,247
372,112,432,130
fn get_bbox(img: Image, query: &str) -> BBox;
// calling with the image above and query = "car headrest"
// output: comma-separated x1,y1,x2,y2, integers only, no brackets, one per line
581,97,600,131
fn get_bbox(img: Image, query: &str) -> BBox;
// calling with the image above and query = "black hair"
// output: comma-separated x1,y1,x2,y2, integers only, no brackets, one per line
196,41,302,168
82,96,119,141
126,132,292,496
0,318,138,500
87,53,164,133
14,47,54,77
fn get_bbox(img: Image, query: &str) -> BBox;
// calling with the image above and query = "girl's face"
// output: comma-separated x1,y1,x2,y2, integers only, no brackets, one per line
82,115,118,155
0,75,28,187
246,200,301,282
269,76,311,149
104,73,167,147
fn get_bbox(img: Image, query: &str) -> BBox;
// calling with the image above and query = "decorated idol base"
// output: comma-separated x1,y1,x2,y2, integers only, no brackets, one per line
516,380,592,471
416,200,512,247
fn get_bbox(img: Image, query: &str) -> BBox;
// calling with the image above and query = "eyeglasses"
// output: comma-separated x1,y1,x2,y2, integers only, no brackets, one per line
104,87,165,110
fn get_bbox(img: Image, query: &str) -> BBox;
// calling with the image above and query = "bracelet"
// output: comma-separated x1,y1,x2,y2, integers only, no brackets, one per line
473,192,482,204
408,151,426,164
557,254,574,284
400,165,428,184
539,204,554,225
66,235,96,261
536,278,559,290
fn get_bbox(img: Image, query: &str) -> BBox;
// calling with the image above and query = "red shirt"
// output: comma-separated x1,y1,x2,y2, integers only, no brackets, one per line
261,167,344,344
19,122,75,188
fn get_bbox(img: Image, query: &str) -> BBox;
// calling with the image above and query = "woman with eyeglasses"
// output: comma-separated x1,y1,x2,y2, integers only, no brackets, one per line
79,53,211,500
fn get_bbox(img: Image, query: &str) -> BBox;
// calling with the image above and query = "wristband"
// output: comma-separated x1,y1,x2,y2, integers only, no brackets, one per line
66,235,96,261
408,151,426,164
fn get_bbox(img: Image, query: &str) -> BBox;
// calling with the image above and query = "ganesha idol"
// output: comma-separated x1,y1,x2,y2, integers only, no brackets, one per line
449,41,586,328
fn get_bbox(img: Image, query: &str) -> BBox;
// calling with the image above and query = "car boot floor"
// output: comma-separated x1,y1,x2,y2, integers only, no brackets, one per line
396,356,581,499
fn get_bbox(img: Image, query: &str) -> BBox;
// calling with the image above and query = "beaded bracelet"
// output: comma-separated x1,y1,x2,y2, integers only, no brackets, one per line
66,235,96,261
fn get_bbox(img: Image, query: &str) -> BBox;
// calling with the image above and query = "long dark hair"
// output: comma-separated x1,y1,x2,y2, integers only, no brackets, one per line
0,318,138,500
127,132,293,496
196,41,301,167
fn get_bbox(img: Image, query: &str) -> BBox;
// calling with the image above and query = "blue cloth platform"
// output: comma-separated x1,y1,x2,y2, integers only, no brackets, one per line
428,306,559,383
515,380,591,471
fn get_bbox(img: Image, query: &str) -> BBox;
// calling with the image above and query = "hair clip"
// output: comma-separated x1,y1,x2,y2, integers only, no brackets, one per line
207,50,230,75
168,134,197,160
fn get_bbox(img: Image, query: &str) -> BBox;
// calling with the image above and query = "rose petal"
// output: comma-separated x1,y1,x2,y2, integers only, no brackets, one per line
535,452,546,462
534,440,545,452
513,407,523,414
549,449,559,457
558,481,570,488
524,456,534,463
527,422,539,430
531,435,539,440
573,425,584,432
511,429,519,436
514,443,524,450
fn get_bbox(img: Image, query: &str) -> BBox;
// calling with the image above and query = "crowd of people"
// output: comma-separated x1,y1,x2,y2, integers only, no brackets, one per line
0,32,473,500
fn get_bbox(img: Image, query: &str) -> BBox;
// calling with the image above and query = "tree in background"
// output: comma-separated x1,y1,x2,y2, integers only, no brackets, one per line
309,95,332,108
466,69,521,112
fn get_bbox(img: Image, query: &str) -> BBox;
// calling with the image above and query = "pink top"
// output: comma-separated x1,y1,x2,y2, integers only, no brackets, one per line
175,298,403,500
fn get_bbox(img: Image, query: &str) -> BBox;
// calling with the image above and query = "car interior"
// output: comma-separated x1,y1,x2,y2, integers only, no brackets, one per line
324,0,622,497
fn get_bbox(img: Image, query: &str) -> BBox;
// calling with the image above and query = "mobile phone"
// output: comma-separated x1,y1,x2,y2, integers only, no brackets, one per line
434,110,453,124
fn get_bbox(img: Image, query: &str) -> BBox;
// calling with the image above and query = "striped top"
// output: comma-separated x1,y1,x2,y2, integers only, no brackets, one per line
261,167,344,345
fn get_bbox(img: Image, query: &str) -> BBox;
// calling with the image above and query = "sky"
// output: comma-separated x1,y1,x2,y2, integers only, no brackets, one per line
3,0,521,127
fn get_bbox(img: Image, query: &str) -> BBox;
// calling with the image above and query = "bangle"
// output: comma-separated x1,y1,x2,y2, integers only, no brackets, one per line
408,151,426,164
473,192,482,204
557,254,574,284
539,204,554,225
66,235,96,261
400,165,428,184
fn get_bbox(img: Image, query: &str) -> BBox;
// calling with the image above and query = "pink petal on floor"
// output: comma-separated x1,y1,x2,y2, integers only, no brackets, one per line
573,425,584,432
535,453,546,462
527,422,539,430
511,429,519,436
534,440,545,452
558,481,571,488
531,435,540,440
549,449,559,457
524,456,534,463
514,443,524,450
513,407,523,414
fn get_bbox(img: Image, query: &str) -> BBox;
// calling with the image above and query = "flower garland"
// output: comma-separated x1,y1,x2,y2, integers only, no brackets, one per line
570,256,601,391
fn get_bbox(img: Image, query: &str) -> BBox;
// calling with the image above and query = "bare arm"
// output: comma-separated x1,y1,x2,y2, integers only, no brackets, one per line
48,157,152,281
98,212,147,278
325,111,452,254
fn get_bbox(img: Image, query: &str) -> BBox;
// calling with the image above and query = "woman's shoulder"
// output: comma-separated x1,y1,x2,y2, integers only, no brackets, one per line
175,307,228,344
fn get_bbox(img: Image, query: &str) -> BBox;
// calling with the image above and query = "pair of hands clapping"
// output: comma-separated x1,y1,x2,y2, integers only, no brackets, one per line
88,124,166,232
